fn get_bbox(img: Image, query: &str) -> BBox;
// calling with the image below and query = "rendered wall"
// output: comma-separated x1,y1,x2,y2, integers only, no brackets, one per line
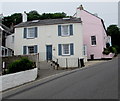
0,68,37,91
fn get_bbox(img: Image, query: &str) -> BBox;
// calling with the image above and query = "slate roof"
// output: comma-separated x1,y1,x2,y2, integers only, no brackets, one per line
15,18,82,28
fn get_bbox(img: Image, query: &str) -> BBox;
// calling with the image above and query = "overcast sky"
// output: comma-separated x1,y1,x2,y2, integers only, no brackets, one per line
1,2,118,27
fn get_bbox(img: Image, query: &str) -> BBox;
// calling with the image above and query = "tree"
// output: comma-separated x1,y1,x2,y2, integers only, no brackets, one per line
2,11,68,28
2,13,22,28
107,25,120,53
39,12,67,20
27,10,40,21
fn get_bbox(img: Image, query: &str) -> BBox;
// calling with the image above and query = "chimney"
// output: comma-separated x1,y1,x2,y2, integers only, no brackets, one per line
76,5,84,18
22,11,27,22
77,5,84,10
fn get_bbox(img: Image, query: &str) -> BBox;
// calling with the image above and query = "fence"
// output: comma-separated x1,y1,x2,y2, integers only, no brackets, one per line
56,58,85,68
38,52,85,68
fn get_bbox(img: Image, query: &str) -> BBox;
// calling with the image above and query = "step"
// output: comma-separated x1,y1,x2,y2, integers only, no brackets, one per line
38,61,52,69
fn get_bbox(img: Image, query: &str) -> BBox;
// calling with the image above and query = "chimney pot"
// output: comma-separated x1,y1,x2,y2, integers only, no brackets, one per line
77,5,84,10
22,11,27,22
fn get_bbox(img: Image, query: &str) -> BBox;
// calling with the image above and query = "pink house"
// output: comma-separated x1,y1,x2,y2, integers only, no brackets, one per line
74,5,113,60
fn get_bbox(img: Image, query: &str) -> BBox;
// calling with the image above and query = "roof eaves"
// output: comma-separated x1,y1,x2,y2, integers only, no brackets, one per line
83,9,102,20
15,19,82,28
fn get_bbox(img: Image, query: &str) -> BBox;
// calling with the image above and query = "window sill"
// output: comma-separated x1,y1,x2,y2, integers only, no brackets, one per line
61,54,71,56
25,37,36,39
91,45,97,47
61,34,71,37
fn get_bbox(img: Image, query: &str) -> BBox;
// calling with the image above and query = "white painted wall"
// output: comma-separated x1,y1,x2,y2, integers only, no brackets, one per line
0,68,37,91
6,34,14,50
14,23,85,67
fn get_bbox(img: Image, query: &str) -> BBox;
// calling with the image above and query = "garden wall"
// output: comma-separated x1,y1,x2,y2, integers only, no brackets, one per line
0,68,38,92
102,53,115,59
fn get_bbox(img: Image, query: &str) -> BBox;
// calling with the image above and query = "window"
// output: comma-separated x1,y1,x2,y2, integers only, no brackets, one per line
28,46,34,54
24,27,37,39
62,44,70,55
58,43,74,56
61,25,69,36
58,25,73,36
23,45,38,55
91,36,96,45
27,28,35,38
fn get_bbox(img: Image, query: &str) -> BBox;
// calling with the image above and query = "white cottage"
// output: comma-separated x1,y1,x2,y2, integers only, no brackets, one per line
13,16,86,68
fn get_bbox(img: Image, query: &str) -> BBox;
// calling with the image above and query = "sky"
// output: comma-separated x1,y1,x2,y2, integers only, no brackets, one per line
0,2,118,27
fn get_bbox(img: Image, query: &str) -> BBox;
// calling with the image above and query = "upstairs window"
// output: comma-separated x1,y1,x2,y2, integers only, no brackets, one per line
27,28,35,38
61,25,69,36
91,36,96,45
58,24,73,36
23,27,38,39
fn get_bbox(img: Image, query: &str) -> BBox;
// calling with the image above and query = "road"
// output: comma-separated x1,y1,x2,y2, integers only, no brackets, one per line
2,56,119,99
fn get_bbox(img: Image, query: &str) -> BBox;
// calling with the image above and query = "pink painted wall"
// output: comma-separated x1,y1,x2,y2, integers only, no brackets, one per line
76,9,107,59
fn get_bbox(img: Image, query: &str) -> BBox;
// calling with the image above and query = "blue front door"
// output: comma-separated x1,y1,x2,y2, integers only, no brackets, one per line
46,45,52,60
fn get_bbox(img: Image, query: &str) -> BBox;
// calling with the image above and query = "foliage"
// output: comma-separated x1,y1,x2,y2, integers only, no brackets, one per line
39,12,67,20
2,13,22,28
103,46,117,55
6,57,35,74
107,25,120,53
103,48,110,55
27,10,41,21
2,10,68,28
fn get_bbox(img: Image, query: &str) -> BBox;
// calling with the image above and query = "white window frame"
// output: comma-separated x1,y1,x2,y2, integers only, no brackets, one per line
62,44,70,55
61,25,70,36
27,28,35,38
27,46,35,54
91,36,97,46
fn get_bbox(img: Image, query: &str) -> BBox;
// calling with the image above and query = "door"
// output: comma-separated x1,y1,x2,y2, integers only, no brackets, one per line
80,58,85,67
46,45,52,60
90,54,94,60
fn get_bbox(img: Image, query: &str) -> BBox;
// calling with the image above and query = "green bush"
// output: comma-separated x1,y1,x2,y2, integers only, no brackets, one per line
7,57,35,74
102,48,110,55
109,46,117,54
102,46,118,55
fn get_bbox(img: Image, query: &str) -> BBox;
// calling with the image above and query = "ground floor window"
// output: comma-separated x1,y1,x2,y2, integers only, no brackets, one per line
62,44,70,55
28,46,35,54
23,45,38,55
58,43,74,56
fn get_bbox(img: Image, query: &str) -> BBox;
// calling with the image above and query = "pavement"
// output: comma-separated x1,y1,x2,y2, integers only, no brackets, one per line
2,57,118,99
37,59,109,80
84,60,109,67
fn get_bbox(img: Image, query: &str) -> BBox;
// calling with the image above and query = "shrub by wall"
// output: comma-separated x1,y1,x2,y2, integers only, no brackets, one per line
6,57,35,74
103,46,117,55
